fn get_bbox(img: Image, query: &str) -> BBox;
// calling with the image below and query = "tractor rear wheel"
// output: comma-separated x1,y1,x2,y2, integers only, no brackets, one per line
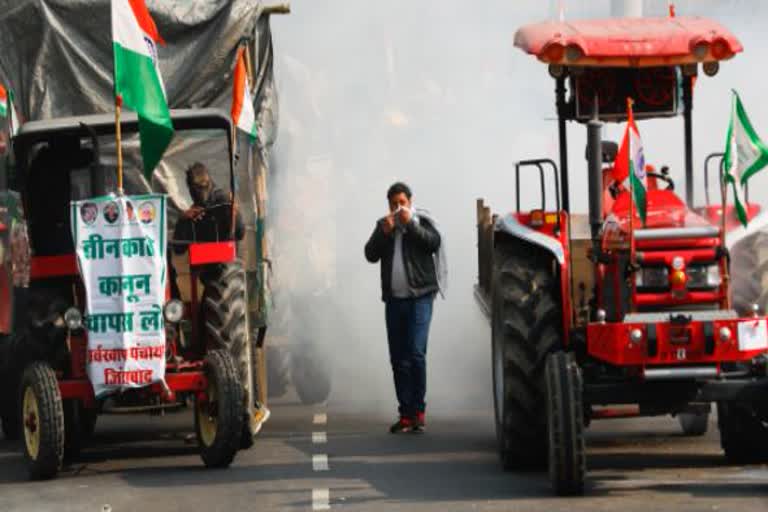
20,362,64,480
63,401,97,462
1,374,20,440
717,401,768,463
196,349,244,468
201,261,252,449
678,412,709,437
545,351,586,496
492,240,562,469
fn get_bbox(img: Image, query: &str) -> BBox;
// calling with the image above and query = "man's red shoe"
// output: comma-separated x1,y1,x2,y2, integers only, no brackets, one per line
389,417,413,434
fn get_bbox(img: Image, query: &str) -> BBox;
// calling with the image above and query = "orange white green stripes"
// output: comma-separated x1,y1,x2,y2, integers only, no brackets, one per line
111,0,174,178
0,84,20,137
231,46,258,141
614,99,647,225
0,85,7,118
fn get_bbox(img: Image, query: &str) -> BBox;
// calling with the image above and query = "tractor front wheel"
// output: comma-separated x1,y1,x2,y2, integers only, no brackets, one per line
196,350,244,468
20,362,64,480
717,401,768,463
545,351,586,496
678,411,709,437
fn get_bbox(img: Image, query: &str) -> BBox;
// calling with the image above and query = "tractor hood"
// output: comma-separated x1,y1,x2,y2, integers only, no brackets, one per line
606,189,714,233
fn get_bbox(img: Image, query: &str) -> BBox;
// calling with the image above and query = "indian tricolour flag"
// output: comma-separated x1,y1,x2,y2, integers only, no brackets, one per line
0,85,7,118
111,0,174,178
231,46,257,141
0,85,20,137
723,90,768,226
614,99,647,225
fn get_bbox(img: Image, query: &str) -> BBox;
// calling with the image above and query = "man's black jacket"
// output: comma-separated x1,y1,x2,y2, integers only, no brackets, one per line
173,188,244,254
364,215,441,301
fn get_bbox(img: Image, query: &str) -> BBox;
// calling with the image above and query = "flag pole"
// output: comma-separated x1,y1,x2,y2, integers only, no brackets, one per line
627,97,637,313
719,158,731,309
115,95,124,196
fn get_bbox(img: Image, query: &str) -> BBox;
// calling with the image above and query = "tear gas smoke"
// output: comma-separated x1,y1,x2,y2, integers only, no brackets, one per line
267,0,768,418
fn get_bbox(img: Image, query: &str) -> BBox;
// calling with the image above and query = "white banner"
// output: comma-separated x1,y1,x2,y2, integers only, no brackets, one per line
71,194,167,398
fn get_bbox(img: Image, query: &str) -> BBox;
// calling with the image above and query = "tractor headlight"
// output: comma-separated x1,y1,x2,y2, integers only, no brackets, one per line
64,308,83,331
687,264,721,290
635,266,669,290
163,299,184,323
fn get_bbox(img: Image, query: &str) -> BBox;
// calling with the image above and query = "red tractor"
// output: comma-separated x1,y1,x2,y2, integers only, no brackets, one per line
475,16,768,495
1,109,256,480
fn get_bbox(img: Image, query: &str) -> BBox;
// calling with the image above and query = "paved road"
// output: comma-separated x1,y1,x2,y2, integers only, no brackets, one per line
1,396,767,512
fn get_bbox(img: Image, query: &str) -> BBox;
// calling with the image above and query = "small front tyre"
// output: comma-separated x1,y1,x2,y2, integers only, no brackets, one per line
20,362,64,480
196,350,245,468
545,351,586,496
678,411,709,437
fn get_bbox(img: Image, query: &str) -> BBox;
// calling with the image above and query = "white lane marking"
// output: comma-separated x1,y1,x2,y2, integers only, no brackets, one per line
313,454,329,471
313,413,327,425
313,431,328,444
312,488,330,510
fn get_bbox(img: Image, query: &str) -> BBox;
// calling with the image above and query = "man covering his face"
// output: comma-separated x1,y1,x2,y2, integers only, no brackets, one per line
172,162,244,254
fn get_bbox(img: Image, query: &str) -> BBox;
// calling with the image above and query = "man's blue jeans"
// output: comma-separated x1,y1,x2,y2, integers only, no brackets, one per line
385,293,435,417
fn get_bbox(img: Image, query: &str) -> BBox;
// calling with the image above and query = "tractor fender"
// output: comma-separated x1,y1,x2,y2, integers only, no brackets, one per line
726,209,768,250
495,213,565,264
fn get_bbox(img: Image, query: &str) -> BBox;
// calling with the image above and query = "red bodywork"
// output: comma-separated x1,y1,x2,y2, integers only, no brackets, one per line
29,242,234,404
514,17,742,67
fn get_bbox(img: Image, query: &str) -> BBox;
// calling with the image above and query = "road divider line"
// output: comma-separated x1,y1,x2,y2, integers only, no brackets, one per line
313,454,329,471
313,413,327,425
312,488,330,510
313,432,328,444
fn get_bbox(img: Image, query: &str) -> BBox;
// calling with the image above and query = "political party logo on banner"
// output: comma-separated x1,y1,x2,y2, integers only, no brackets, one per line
71,194,167,398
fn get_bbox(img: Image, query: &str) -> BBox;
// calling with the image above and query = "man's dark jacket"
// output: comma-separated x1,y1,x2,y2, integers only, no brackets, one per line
173,188,244,254
365,216,441,301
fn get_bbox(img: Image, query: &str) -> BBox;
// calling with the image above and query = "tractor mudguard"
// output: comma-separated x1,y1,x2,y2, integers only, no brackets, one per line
495,212,565,264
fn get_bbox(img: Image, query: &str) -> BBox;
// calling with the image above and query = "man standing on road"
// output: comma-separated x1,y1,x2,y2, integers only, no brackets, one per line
365,182,443,434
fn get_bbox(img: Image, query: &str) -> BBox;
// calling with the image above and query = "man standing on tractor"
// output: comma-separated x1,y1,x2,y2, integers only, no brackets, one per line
365,182,444,434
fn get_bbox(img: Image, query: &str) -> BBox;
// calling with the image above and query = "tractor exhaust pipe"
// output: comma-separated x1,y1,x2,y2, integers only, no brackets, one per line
587,117,603,242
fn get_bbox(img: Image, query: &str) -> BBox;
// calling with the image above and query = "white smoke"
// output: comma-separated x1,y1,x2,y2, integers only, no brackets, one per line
267,0,768,418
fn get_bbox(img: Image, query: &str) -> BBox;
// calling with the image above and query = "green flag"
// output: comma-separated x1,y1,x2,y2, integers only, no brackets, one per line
723,90,768,226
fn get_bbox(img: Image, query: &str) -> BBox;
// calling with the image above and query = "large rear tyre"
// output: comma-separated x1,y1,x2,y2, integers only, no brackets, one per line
717,401,768,463
678,412,709,437
1,383,20,440
201,261,252,449
196,350,244,468
545,351,586,496
20,362,64,480
491,239,561,469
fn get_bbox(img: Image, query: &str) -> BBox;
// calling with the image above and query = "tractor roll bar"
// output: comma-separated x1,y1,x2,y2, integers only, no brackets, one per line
515,158,560,214
703,152,724,206
704,151,750,206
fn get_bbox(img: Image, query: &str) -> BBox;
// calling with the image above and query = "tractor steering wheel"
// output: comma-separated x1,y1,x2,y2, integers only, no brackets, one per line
647,171,675,191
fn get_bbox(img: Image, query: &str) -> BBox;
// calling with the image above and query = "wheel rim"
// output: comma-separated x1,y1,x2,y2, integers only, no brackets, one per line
22,386,40,460
197,377,218,447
